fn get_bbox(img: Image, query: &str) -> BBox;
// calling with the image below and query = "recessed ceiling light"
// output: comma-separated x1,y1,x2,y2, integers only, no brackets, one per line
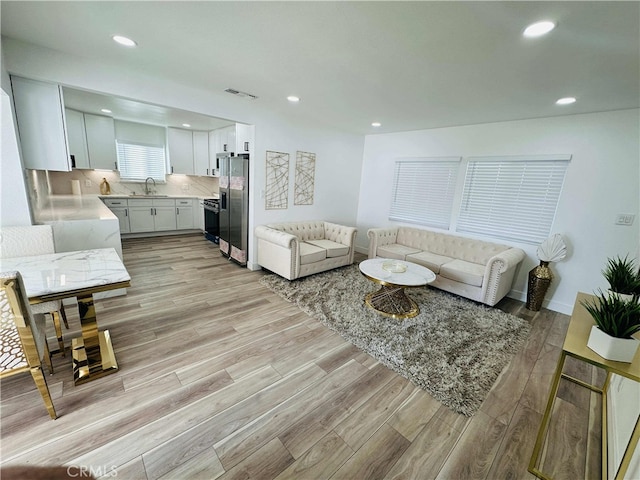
556,97,576,105
523,21,556,38
101,109,112,114
371,122,382,127
287,96,300,103
182,123,191,128
112,35,137,47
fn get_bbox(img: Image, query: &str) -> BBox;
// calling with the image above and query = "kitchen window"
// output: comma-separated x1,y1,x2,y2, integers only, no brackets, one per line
389,157,461,230
116,141,166,182
456,155,571,244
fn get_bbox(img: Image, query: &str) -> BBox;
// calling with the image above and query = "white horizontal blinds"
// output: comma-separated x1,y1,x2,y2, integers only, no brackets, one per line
457,156,570,244
389,157,460,229
116,141,166,182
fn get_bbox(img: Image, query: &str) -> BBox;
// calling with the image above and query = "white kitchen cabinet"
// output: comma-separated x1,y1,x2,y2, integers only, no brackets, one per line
195,199,205,231
176,198,194,229
168,127,194,175
111,207,131,234
84,113,117,170
65,108,90,169
102,198,131,234
220,125,236,154
66,109,117,170
11,76,71,171
128,198,177,233
193,131,211,176
209,123,254,160
235,123,254,155
154,205,177,231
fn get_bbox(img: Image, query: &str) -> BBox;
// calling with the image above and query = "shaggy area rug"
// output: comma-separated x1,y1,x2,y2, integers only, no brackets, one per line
259,264,531,416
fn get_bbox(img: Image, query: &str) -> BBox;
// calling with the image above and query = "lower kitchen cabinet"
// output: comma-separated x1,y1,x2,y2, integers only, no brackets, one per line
128,198,176,233
102,197,199,235
176,199,194,229
103,198,130,233
111,207,131,234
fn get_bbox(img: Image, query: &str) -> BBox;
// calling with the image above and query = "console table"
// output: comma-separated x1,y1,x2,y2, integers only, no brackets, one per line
529,292,640,480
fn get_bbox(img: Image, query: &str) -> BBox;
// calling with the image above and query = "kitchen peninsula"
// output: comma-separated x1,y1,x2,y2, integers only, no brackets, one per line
33,194,126,300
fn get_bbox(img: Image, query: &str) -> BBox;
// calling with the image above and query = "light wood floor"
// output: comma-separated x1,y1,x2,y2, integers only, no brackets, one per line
1,234,603,479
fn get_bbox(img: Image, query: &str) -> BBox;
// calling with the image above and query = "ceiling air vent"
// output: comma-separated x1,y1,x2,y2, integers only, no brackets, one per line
224,88,258,100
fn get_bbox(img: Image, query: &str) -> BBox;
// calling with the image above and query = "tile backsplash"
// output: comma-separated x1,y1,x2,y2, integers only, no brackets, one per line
45,170,219,197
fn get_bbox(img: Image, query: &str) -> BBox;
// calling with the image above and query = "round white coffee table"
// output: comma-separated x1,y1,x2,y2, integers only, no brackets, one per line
359,258,436,319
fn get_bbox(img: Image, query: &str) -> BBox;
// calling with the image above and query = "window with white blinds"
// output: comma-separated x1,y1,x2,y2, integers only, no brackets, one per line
457,155,570,244
116,141,166,182
389,157,461,229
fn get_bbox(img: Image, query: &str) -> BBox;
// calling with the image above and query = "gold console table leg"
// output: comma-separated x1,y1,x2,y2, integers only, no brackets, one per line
72,293,118,385
528,351,567,479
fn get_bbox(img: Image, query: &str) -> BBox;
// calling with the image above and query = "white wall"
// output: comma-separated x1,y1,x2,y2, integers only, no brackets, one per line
2,38,365,267
358,110,640,314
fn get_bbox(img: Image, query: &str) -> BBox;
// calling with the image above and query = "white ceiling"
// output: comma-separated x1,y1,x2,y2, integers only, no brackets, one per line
2,1,639,135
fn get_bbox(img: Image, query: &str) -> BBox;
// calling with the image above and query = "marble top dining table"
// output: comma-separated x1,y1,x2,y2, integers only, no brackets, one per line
0,248,130,303
0,247,131,384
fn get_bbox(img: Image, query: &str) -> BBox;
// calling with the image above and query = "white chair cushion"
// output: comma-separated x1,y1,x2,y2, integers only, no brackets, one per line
439,260,485,287
406,251,454,274
306,239,349,258
377,244,422,260
299,242,326,265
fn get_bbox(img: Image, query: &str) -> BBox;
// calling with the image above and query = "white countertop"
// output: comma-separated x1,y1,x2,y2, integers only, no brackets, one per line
34,195,116,223
33,193,217,223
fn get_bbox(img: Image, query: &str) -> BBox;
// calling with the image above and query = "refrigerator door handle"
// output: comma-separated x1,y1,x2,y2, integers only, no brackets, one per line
221,192,227,210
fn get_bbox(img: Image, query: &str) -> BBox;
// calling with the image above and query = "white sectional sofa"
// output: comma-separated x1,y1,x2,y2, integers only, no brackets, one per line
256,221,357,280
367,226,526,306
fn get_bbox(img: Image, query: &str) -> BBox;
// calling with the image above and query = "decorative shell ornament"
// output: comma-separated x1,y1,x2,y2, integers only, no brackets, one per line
537,234,567,263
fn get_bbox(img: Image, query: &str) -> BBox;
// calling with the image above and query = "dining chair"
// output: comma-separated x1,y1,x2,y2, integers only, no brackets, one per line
0,225,69,356
1,271,57,419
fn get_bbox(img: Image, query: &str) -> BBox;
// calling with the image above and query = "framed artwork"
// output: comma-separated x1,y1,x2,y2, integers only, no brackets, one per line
294,151,316,206
265,151,289,209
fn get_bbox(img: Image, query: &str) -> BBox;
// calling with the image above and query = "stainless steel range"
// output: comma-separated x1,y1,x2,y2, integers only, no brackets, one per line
203,198,219,243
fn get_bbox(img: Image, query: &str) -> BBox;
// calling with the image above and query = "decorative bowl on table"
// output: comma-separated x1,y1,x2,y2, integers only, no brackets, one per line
382,260,407,273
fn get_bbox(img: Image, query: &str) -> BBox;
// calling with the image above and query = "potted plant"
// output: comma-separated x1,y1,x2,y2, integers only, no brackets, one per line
602,255,640,301
582,291,640,362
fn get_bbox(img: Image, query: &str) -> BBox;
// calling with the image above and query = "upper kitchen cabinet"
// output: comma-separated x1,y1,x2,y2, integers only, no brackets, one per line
167,127,194,175
209,124,254,157
65,108,90,169
193,131,211,176
10,76,71,171
84,113,117,170
66,109,117,170
235,123,254,155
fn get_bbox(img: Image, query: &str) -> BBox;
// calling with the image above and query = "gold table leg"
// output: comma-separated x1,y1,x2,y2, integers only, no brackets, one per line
364,284,419,319
72,293,118,385
528,351,567,479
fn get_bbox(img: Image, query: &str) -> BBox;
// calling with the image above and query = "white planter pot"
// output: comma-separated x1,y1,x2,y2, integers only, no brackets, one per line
587,325,640,363
606,290,636,303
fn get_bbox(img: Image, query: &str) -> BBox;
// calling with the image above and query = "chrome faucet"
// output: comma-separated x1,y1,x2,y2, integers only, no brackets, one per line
144,177,156,195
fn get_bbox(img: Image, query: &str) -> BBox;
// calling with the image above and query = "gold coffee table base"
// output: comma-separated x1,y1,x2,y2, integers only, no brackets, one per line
365,284,419,319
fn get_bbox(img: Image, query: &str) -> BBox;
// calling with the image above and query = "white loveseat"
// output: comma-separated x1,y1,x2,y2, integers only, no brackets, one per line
367,226,526,306
256,221,357,280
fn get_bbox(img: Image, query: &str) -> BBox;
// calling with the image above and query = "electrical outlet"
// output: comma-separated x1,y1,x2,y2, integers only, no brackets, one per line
615,213,635,226
84,179,92,187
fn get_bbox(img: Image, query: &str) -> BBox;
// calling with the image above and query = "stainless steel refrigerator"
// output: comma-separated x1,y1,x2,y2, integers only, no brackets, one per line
218,153,249,266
